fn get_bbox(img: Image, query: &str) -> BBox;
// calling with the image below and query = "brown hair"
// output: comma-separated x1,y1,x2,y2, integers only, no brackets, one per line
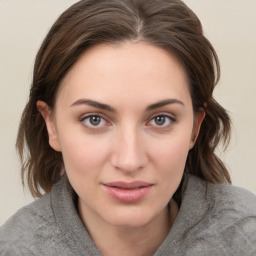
17,0,231,197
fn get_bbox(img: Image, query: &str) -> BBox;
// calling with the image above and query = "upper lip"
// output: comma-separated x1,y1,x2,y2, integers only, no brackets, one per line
103,181,153,189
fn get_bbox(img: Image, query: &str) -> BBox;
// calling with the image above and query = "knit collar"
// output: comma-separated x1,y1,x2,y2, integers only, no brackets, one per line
51,174,209,255
51,175,103,255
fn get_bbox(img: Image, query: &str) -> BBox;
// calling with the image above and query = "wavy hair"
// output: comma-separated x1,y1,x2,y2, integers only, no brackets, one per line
16,0,231,197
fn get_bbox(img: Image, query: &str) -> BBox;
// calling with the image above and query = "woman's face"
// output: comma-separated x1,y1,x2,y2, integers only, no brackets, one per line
39,42,204,228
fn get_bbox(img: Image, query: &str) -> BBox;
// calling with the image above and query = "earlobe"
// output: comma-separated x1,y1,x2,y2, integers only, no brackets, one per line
189,108,205,149
37,100,61,152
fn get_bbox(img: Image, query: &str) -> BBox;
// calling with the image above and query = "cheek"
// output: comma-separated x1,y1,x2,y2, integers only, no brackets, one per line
58,132,111,175
148,127,192,191
59,135,112,198
152,139,190,202
153,140,189,184
150,131,192,169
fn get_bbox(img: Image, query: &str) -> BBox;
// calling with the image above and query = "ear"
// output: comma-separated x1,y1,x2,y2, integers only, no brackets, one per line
189,108,205,149
37,100,61,152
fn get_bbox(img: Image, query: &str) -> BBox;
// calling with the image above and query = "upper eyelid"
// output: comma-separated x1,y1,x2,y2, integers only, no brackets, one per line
145,113,176,128
148,112,176,121
80,112,109,121
80,114,111,131
80,113,110,126
79,112,176,124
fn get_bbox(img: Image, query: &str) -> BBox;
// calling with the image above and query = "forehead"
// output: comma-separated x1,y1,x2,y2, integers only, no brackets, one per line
57,42,191,109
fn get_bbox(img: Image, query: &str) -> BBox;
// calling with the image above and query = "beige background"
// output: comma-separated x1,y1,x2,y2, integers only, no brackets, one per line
0,0,255,225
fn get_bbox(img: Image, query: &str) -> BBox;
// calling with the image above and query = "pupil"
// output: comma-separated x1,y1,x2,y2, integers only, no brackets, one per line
155,116,165,125
90,116,101,125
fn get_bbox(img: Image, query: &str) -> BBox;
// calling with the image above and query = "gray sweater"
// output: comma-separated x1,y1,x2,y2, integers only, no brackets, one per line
1,174,256,256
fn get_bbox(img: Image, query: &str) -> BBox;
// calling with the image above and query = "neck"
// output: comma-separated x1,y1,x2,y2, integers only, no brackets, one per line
78,200,178,256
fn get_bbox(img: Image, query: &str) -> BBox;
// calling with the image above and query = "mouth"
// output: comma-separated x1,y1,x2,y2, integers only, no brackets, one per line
102,181,153,203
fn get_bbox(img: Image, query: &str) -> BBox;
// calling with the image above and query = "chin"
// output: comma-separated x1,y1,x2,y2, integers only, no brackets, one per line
103,205,162,228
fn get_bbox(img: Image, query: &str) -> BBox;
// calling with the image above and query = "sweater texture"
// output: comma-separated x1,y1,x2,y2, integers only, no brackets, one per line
1,174,256,255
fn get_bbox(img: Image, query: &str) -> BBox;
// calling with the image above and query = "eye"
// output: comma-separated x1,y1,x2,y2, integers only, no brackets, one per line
81,115,108,128
148,114,175,127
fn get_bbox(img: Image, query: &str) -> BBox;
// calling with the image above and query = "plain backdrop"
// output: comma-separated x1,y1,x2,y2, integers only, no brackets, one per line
0,0,256,225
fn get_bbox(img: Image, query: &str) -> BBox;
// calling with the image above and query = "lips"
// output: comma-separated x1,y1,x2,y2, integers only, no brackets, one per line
103,181,153,203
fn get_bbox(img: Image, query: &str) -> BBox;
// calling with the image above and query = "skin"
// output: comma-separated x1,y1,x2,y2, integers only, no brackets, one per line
38,42,205,256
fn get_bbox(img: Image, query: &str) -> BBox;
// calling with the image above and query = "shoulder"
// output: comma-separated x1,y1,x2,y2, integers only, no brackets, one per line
0,177,80,255
188,176,256,255
207,180,256,219
187,174,256,216
0,180,74,256
0,194,56,254
0,193,53,237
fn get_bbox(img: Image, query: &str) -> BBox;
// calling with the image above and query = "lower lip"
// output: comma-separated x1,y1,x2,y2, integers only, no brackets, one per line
103,185,153,203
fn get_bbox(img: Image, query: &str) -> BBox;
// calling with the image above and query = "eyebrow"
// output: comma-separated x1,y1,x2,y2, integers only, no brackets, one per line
146,98,184,111
70,98,184,112
70,99,116,112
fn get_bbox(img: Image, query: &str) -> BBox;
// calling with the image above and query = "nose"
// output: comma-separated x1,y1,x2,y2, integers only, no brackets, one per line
111,126,148,173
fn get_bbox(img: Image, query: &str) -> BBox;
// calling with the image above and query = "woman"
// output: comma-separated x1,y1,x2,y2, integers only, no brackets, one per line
1,0,255,255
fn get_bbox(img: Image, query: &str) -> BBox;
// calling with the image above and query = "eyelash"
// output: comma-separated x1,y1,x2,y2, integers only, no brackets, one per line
147,114,176,128
80,114,110,130
80,113,176,130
